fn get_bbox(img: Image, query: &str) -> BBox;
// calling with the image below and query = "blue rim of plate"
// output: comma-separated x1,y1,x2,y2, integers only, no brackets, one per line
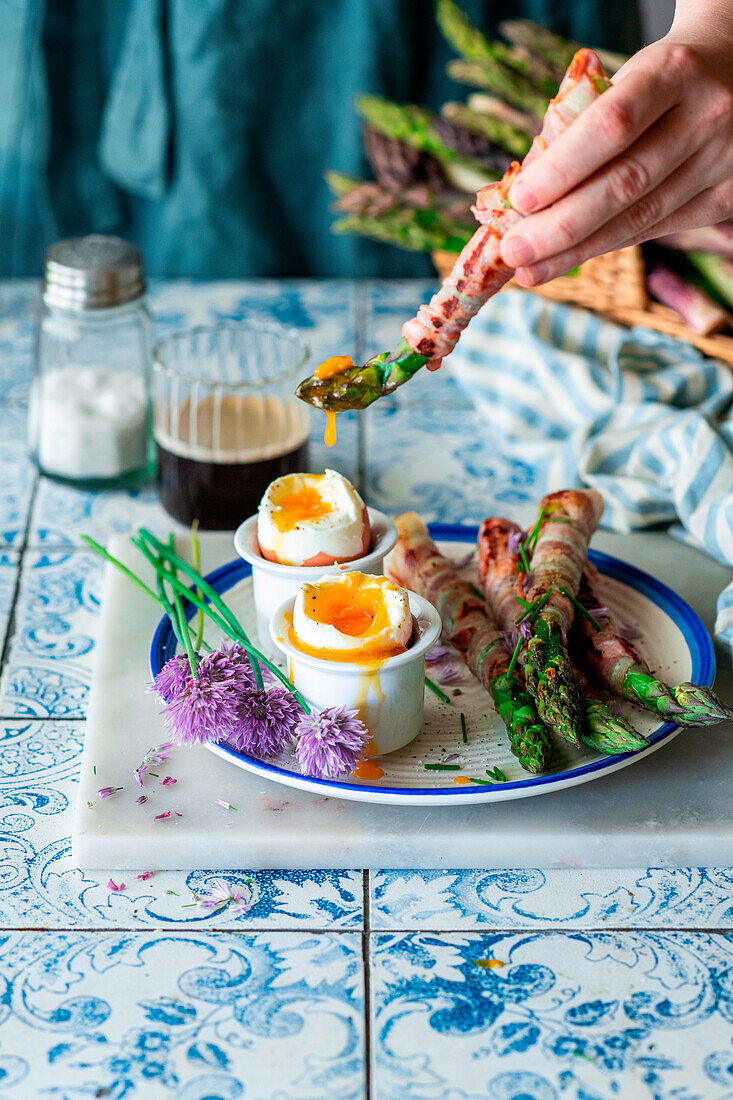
150,523,715,798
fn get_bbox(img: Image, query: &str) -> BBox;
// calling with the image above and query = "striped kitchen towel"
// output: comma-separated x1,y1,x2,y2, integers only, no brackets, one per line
448,288,733,660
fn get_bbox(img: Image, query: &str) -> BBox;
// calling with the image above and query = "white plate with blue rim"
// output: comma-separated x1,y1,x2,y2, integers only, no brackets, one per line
150,523,716,806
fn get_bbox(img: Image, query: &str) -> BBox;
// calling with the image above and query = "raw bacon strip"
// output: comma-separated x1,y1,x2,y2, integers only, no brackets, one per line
402,49,608,364
385,512,551,773
526,489,604,639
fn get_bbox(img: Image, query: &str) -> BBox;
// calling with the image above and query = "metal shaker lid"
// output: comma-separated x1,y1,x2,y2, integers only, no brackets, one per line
43,235,145,310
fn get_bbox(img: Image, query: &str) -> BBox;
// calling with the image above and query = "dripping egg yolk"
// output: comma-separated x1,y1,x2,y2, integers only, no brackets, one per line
290,571,412,661
257,469,370,567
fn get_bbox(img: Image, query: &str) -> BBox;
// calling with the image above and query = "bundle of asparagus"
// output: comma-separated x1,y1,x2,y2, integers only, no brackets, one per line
323,0,733,364
385,489,730,777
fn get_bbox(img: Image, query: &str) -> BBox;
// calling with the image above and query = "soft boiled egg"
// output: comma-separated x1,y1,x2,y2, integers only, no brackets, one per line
257,469,371,567
291,571,412,661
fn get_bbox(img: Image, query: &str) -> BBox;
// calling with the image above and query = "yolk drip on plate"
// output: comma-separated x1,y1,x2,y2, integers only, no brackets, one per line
313,355,354,449
269,479,333,532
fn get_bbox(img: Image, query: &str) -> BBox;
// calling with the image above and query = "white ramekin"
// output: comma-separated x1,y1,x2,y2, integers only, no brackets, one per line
269,590,441,757
233,508,398,654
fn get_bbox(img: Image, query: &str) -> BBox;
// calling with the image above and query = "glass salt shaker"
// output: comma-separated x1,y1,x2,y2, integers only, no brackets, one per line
28,235,154,488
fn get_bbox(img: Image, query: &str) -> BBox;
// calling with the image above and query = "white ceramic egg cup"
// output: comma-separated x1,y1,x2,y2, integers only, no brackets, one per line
269,591,441,757
233,508,398,656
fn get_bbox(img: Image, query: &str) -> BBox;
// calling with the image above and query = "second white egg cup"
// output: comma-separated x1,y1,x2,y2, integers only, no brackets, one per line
269,591,441,757
234,508,398,655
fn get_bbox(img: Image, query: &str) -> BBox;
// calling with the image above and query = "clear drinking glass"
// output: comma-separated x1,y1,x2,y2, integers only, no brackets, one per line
153,321,310,529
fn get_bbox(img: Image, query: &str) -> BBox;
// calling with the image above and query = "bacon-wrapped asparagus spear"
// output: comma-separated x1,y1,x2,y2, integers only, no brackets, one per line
296,49,610,413
478,516,646,753
385,513,552,773
575,568,731,726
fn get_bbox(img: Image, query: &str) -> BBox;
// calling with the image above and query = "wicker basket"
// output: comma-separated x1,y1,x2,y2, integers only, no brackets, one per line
432,245,733,367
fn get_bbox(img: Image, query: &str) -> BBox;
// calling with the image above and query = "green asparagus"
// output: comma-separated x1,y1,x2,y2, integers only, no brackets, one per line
671,682,732,726
437,0,557,95
583,700,649,754
523,615,587,747
441,102,532,158
499,18,627,77
447,58,550,120
491,669,554,774
686,251,733,311
297,338,429,411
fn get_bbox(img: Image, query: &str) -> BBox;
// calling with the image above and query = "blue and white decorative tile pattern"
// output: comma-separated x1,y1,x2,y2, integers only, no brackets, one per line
0,930,364,1099
371,931,733,1098
0,277,731,1097
371,869,733,931
0,548,104,719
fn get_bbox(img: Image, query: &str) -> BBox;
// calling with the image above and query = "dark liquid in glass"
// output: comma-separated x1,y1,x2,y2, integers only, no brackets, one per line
156,440,309,529
155,392,310,529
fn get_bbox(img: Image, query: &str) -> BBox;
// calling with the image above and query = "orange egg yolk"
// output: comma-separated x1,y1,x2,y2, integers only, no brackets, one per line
314,355,353,379
288,575,408,662
269,481,333,532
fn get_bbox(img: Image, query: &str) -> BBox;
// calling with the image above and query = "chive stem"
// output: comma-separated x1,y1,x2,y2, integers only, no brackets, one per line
81,535,164,608
424,763,461,771
559,586,602,630
507,635,523,677
191,521,205,651
425,676,450,703
460,712,468,744
468,582,485,602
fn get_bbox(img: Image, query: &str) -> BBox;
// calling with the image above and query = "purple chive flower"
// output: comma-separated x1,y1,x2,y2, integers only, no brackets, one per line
453,548,476,569
519,619,533,640
617,618,641,641
97,786,123,799
426,644,454,667
507,529,523,555
163,661,242,745
437,664,464,686
195,878,250,916
107,879,125,892
160,776,177,786
522,573,532,596
295,706,370,780
134,741,174,786
136,871,154,881
229,688,301,757
155,811,172,820
136,795,147,806
151,654,195,703
501,629,519,652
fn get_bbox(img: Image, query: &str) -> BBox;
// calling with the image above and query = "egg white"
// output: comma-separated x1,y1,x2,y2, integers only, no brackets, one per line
257,469,370,566
293,571,412,656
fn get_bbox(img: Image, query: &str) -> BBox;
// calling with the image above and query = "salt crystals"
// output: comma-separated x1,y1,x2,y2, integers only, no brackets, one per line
29,366,149,480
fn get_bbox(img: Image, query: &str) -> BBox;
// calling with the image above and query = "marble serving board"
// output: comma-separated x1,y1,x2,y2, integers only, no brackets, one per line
72,529,733,871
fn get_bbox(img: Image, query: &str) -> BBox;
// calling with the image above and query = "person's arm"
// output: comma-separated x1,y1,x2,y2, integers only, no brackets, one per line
499,0,733,286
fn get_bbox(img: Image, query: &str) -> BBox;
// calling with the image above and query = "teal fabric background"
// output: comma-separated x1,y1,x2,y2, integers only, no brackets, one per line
1,0,640,278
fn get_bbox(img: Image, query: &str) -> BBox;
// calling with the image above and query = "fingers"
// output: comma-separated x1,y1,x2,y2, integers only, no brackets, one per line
507,50,682,215
513,177,733,288
501,102,703,269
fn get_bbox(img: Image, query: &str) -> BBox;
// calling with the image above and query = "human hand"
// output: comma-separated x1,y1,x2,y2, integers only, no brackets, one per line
499,28,733,286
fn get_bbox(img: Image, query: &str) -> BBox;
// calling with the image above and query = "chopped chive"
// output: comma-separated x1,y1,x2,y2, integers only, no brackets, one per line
518,542,531,574
425,676,450,703
559,586,602,630
526,507,546,556
468,777,496,785
460,712,468,744
516,588,552,625
425,763,461,771
487,767,507,782
514,595,531,609
93,765,96,775
507,634,523,677
468,582,485,601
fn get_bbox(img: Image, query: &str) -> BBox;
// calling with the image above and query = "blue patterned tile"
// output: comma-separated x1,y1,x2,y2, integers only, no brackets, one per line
0,929,364,1097
0,448,35,548
0,549,103,718
371,869,733,931
0,552,18,654
363,401,537,523
372,930,733,1098
28,478,185,547
0,720,363,930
